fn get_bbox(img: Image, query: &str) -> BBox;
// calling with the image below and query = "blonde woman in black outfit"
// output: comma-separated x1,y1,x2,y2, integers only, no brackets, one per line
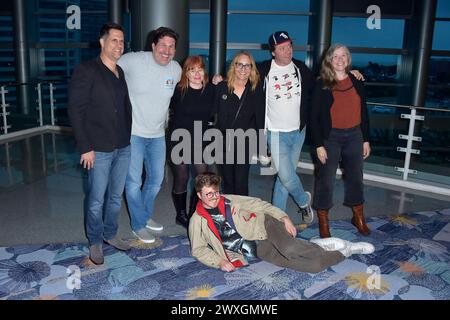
169,56,216,228
310,44,371,238
214,51,265,195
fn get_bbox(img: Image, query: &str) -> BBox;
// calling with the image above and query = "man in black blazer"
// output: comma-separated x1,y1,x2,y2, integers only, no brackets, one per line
68,23,132,265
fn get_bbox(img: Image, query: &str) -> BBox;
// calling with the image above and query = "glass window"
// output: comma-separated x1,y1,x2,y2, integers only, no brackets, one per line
332,17,404,49
350,53,400,82
38,48,99,79
0,15,14,84
227,15,309,45
0,49,14,82
38,13,107,43
432,21,450,50
366,107,409,177
426,57,450,109
0,15,13,42
190,13,210,43
228,0,310,11
187,49,307,75
188,48,209,57
436,0,450,18
410,108,450,185
226,49,305,65
37,0,107,43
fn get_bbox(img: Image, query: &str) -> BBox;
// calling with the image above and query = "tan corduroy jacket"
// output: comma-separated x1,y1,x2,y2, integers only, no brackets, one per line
188,195,288,269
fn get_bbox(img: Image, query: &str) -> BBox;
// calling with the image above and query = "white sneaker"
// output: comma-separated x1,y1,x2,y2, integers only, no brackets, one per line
310,237,347,251
146,218,164,232
251,154,271,166
339,240,375,257
347,241,375,255
132,228,156,244
259,154,271,166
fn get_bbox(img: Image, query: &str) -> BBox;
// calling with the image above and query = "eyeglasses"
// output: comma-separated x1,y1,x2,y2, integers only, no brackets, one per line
235,62,252,70
204,191,220,199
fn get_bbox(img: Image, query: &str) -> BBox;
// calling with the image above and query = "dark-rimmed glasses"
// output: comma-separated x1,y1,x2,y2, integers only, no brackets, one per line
235,62,252,70
204,191,220,199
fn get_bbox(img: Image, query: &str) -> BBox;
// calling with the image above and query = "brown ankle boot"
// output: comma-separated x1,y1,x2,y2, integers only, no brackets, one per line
351,204,370,236
317,209,331,238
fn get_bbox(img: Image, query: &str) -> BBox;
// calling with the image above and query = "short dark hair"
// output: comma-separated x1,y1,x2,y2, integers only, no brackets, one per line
195,173,221,193
99,22,124,39
145,26,179,51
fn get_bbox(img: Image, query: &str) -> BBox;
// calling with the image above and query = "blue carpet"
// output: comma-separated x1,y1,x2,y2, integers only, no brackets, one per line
1,209,450,300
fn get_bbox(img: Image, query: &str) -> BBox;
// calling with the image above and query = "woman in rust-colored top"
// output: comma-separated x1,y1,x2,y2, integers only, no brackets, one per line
310,44,371,239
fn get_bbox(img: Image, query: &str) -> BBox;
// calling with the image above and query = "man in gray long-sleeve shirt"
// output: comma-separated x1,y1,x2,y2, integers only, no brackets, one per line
118,27,182,244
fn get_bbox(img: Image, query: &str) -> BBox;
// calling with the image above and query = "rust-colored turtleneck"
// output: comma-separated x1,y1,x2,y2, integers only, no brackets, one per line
330,76,361,129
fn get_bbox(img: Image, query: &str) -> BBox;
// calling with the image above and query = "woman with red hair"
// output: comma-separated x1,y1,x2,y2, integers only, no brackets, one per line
168,55,217,228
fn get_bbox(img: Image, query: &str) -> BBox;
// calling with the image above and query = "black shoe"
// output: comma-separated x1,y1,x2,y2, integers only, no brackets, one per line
172,191,189,228
176,211,189,228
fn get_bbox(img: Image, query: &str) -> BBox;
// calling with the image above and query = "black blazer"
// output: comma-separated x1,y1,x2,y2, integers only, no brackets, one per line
68,57,132,154
310,73,370,149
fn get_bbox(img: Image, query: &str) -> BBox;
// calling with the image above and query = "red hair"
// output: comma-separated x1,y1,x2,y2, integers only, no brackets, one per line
177,55,209,96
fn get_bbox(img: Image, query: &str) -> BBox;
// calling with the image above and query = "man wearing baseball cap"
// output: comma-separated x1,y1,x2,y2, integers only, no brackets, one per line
258,30,315,224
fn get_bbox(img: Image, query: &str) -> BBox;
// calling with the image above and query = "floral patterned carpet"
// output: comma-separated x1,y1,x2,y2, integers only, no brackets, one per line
1,209,450,300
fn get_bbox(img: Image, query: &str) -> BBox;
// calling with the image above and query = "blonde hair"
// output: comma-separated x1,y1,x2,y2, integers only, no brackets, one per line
226,51,260,93
177,55,209,96
320,44,352,90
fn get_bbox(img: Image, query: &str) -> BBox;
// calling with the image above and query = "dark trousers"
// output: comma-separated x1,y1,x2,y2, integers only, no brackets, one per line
221,163,250,195
312,126,364,210
256,216,345,273
220,138,251,196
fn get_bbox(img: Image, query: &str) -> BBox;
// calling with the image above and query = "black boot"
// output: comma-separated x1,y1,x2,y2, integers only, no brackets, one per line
188,190,199,218
172,191,189,228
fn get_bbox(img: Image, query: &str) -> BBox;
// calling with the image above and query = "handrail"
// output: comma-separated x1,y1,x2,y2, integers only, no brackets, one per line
0,78,70,87
0,81,448,112
367,101,450,113
0,82,31,87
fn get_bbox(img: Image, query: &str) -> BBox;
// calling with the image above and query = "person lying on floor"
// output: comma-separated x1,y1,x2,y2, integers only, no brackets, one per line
188,173,375,273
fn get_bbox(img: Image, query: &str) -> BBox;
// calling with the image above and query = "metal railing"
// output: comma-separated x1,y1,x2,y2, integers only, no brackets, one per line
1,85,449,194
0,79,67,135
365,102,450,182
0,86,11,134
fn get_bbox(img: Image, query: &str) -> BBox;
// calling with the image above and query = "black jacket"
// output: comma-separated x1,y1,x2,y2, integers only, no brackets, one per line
214,80,265,132
257,58,315,131
309,73,370,149
68,57,132,154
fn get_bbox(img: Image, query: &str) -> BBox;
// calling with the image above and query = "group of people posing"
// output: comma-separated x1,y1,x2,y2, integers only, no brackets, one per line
68,23,374,273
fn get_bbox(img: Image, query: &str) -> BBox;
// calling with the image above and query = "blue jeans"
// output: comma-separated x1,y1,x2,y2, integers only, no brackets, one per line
125,135,166,231
85,145,131,245
267,129,309,211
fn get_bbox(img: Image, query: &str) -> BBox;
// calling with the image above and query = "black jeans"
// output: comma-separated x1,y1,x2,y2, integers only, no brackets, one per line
312,126,364,210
